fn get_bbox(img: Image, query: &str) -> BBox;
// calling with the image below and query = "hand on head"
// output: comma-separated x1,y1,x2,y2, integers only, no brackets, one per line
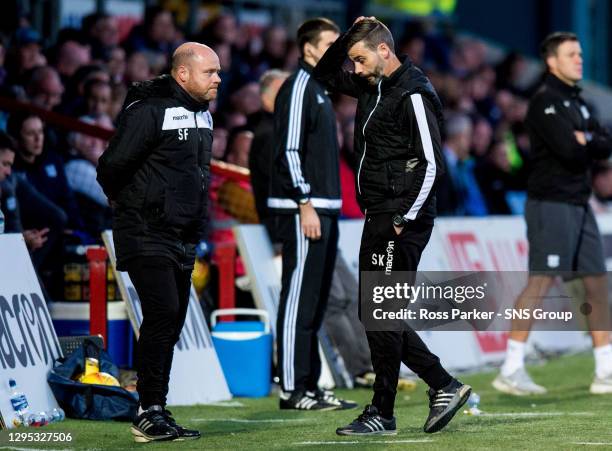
353,16,376,26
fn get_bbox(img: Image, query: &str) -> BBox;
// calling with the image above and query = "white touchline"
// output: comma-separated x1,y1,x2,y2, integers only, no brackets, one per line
192,418,308,423
479,412,594,417
571,443,612,446
0,448,75,451
294,439,435,446
202,401,245,407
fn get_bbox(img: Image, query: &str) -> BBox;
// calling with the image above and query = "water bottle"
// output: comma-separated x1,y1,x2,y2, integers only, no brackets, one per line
39,411,50,427
30,411,52,427
465,392,482,415
28,412,43,427
50,407,65,423
467,392,480,409
8,379,30,426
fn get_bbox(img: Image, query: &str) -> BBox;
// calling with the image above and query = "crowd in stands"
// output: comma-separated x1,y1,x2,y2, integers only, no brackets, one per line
0,6,610,300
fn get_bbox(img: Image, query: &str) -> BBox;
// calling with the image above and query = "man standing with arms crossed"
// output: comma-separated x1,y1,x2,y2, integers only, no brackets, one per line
269,18,356,411
313,17,470,435
98,42,220,442
493,32,612,396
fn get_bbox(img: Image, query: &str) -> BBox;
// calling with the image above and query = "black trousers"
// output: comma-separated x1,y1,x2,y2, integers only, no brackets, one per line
126,256,191,408
359,213,452,419
276,213,338,393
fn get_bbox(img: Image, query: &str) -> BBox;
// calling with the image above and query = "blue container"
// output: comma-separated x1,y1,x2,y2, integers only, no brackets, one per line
211,309,272,398
49,301,134,367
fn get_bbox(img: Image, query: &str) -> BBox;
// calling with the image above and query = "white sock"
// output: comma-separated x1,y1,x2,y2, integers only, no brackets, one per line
594,344,612,379
500,339,526,377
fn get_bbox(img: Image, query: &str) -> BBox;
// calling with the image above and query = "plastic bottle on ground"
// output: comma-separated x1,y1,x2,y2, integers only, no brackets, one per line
7,379,30,427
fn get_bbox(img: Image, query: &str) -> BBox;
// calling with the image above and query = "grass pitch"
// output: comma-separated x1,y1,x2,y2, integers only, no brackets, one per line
2,352,611,450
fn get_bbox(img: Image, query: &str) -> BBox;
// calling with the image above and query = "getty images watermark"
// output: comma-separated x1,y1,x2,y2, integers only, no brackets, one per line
360,272,607,332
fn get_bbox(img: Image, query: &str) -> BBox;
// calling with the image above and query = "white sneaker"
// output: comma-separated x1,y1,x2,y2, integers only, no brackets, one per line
590,374,612,394
492,368,547,395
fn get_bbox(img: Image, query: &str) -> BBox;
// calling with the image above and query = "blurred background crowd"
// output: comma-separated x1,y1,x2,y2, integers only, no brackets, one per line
0,0,611,303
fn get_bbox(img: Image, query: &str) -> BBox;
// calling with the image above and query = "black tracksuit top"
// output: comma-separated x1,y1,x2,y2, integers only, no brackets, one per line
526,73,612,205
313,31,445,222
267,59,342,215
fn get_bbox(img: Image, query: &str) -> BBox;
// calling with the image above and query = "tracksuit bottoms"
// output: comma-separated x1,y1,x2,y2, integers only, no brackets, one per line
276,213,338,393
359,213,452,418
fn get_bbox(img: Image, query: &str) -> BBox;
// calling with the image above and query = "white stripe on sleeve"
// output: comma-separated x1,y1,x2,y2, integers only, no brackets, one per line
285,70,311,195
404,93,437,221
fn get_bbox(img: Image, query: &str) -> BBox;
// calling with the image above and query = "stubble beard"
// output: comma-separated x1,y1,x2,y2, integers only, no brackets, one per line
365,61,385,85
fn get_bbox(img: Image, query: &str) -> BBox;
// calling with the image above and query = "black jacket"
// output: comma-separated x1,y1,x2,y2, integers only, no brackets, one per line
97,75,212,270
526,73,612,205
268,59,341,215
247,110,274,221
313,33,445,222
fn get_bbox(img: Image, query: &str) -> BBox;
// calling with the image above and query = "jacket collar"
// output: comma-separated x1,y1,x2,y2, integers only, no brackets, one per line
545,73,581,97
298,58,314,74
169,76,210,112
380,55,411,91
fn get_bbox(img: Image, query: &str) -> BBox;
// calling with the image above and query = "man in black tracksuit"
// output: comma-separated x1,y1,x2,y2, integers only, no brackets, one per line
97,43,221,443
247,69,289,242
269,18,355,411
313,17,470,435
494,32,612,397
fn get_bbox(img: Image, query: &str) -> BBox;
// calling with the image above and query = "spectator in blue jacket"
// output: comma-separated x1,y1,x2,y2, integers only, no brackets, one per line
439,114,489,216
7,111,84,229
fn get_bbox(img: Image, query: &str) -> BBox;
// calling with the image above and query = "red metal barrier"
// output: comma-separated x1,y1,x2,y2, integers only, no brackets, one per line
87,246,108,344
211,160,250,183
214,243,236,321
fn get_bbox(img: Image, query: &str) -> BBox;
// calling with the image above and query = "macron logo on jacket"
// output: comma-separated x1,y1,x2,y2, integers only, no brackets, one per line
161,107,213,131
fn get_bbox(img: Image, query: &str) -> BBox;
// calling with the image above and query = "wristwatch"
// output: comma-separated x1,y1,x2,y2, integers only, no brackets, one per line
298,197,311,206
392,214,406,227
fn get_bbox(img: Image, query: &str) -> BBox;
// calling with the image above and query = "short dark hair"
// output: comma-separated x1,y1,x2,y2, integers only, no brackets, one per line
83,78,111,99
82,12,111,32
6,111,42,142
297,18,339,56
346,19,395,53
144,6,173,33
0,131,16,153
540,31,578,60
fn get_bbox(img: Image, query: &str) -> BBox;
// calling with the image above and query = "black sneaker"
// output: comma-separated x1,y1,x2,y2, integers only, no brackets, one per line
308,389,358,410
131,406,178,443
336,405,397,436
163,409,201,441
279,390,337,411
423,379,472,433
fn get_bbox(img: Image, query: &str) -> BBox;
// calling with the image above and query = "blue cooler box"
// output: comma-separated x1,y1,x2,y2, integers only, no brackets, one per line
211,309,272,398
49,301,134,367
